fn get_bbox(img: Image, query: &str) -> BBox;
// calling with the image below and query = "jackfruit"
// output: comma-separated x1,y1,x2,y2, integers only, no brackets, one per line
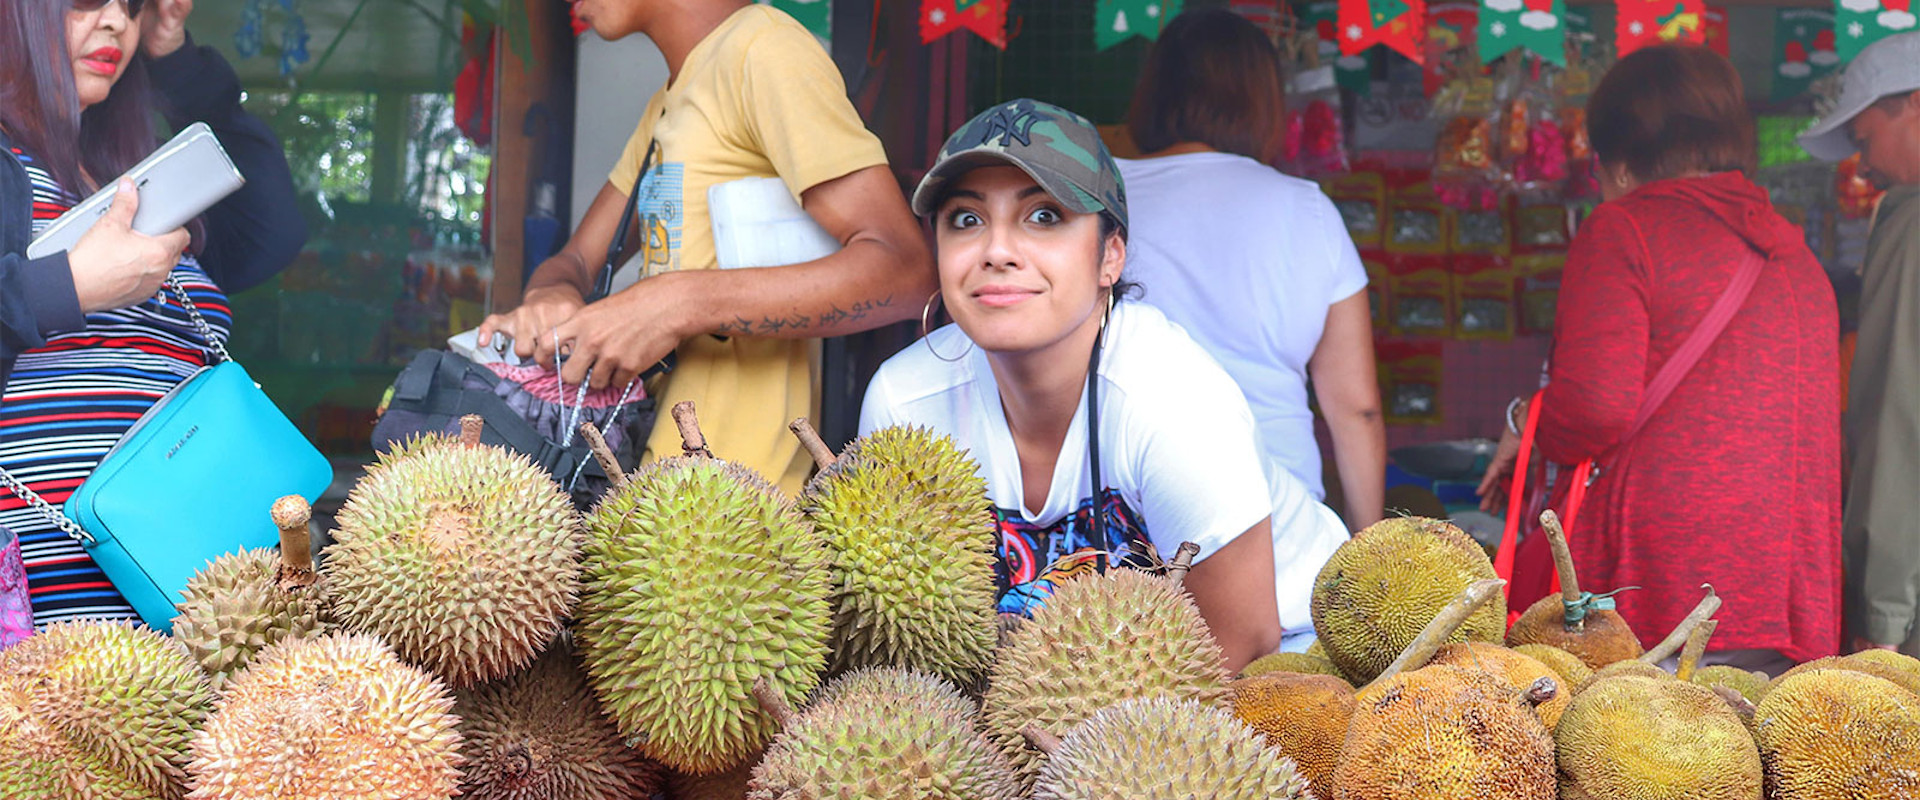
454,638,664,800
171,496,329,689
1338,664,1558,800
983,564,1229,786
1231,671,1354,796
1505,511,1643,668
747,669,1020,799
1513,643,1594,689
1241,651,1347,681
789,421,998,684
1029,697,1313,800
185,633,463,800
1754,669,1920,799
1312,516,1506,684
1690,665,1772,706
324,415,581,687
0,621,213,800
575,403,831,776
1578,659,1672,693
1775,651,1920,697
1554,674,1763,800
1429,641,1571,728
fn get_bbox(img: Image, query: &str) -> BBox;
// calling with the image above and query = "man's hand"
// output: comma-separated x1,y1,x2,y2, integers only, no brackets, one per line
141,0,192,59
478,284,588,363
550,274,691,389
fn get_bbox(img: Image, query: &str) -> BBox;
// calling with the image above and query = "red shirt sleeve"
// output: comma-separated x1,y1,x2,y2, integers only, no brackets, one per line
1537,204,1651,463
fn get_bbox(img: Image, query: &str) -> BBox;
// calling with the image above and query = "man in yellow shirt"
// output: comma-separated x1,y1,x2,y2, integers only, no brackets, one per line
480,0,934,492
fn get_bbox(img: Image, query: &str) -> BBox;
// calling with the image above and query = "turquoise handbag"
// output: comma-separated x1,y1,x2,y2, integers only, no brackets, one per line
0,278,331,633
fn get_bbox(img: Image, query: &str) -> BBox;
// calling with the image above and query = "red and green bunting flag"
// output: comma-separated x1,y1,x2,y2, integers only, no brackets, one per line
1340,0,1428,63
1703,6,1730,56
1774,9,1841,99
1837,0,1915,61
920,0,1009,48
1096,0,1185,50
1615,0,1705,55
1479,0,1569,65
1305,0,1379,94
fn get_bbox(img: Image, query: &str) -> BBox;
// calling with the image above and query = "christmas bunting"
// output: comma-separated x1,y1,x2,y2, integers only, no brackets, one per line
1340,0,1429,63
1615,0,1705,56
761,0,832,43
1480,0,1569,65
1230,0,1288,43
920,0,1009,49
1306,0,1379,94
1095,0,1185,50
1427,2,1478,94
1773,9,1840,99
1836,0,1915,61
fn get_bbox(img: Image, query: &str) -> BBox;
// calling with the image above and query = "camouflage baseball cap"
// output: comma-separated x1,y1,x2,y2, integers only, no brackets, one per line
911,98,1128,234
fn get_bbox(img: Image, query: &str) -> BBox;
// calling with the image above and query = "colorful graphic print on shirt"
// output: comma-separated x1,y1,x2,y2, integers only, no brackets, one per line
635,160,685,279
995,488,1154,616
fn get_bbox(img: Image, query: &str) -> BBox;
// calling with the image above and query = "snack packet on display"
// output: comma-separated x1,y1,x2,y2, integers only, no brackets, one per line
1286,66,1351,178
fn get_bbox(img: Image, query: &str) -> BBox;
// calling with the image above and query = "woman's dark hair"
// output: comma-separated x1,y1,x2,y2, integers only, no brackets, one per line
1586,45,1755,182
1096,211,1143,300
0,0,156,194
1126,8,1286,164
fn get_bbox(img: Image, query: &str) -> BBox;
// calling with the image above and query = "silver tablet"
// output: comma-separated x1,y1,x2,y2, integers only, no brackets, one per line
26,122,246,261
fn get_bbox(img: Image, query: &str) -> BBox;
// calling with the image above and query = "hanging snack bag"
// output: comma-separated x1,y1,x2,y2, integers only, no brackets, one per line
1365,256,1392,333
1449,196,1512,256
1325,172,1388,250
1453,256,1516,340
1512,202,1570,253
1388,256,1454,339
1378,340,1447,425
1513,253,1566,336
1433,76,1504,211
1286,65,1351,178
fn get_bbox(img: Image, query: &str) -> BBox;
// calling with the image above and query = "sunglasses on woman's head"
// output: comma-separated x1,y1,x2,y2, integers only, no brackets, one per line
71,0,145,16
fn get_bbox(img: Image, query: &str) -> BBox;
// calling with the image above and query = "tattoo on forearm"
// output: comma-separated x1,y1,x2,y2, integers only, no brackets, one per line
712,296,896,337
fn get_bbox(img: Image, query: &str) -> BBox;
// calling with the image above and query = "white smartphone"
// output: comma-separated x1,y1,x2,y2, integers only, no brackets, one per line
26,122,246,260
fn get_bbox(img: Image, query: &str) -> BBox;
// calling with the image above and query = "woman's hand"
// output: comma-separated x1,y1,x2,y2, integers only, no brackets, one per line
68,180,190,313
1477,423,1525,512
141,0,193,59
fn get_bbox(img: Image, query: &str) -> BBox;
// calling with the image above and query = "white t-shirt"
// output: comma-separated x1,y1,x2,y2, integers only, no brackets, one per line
1117,153,1370,500
859,302,1347,632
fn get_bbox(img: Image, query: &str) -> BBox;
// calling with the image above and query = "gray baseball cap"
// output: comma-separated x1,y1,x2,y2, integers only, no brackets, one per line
911,98,1128,233
1799,32,1920,162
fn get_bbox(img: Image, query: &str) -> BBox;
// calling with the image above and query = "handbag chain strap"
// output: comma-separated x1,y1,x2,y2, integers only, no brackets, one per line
0,467,93,545
165,275,231,364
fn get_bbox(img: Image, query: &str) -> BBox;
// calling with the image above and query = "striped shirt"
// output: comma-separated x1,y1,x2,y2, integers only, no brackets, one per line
0,146,231,627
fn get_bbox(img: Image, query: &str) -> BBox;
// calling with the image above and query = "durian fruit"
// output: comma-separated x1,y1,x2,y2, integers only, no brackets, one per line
1754,668,1920,798
746,669,1021,799
1690,665,1773,706
1775,650,1920,697
1027,697,1313,800
1241,651,1347,681
1335,578,1560,800
185,633,463,799
1306,638,1328,660
1514,643,1595,689
788,420,998,684
171,495,329,689
666,762,755,800
0,621,214,800
1505,510,1643,668
454,637,664,800
1312,516,1507,684
983,548,1230,786
1231,671,1354,796
1429,641,1571,728
575,403,831,776
1555,674,1763,800
324,415,581,687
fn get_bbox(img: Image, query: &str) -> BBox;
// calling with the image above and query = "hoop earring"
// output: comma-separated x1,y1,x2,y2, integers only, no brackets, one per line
920,290,973,363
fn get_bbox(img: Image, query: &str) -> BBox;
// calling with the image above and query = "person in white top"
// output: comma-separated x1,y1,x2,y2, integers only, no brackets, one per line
859,98,1348,670
1118,8,1385,529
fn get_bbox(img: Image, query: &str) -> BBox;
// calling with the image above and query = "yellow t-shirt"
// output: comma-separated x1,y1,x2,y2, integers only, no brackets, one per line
607,5,888,493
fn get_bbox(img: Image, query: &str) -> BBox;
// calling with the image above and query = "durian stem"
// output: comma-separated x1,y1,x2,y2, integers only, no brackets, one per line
1675,619,1718,682
1367,578,1506,690
1167,542,1200,585
1640,584,1721,665
270,495,317,591
1523,676,1559,707
578,422,628,490
459,414,484,447
1712,685,1757,720
1541,510,1584,609
751,677,795,729
671,401,713,459
1021,726,1063,757
787,418,838,470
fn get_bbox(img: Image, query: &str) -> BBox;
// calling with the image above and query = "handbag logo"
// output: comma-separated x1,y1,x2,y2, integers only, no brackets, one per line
166,426,200,460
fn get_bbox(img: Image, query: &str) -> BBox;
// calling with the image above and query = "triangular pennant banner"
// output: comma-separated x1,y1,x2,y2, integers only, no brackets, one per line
1479,0,1569,65
1096,0,1185,50
1836,0,1915,61
1306,1,1378,95
1340,0,1429,63
1616,0,1705,56
921,0,1009,49
1774,8,1840,99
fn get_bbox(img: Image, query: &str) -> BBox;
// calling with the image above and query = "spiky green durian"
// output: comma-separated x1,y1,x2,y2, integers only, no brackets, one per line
792,422,998,685
983,568,1230,787
323,417,581,688
575,402,832,777
185,633,463,800
455,638,664,800
171,497,329,688
0,621,214,800
1311,516,1507,685
1030,697,1313,800
748,668,1021,799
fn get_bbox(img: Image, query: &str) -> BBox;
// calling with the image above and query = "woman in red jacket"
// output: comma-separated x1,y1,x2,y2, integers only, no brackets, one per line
1497,46,1841,673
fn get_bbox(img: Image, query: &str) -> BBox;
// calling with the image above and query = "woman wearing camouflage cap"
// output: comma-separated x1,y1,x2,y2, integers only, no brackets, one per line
858,99,1350,671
